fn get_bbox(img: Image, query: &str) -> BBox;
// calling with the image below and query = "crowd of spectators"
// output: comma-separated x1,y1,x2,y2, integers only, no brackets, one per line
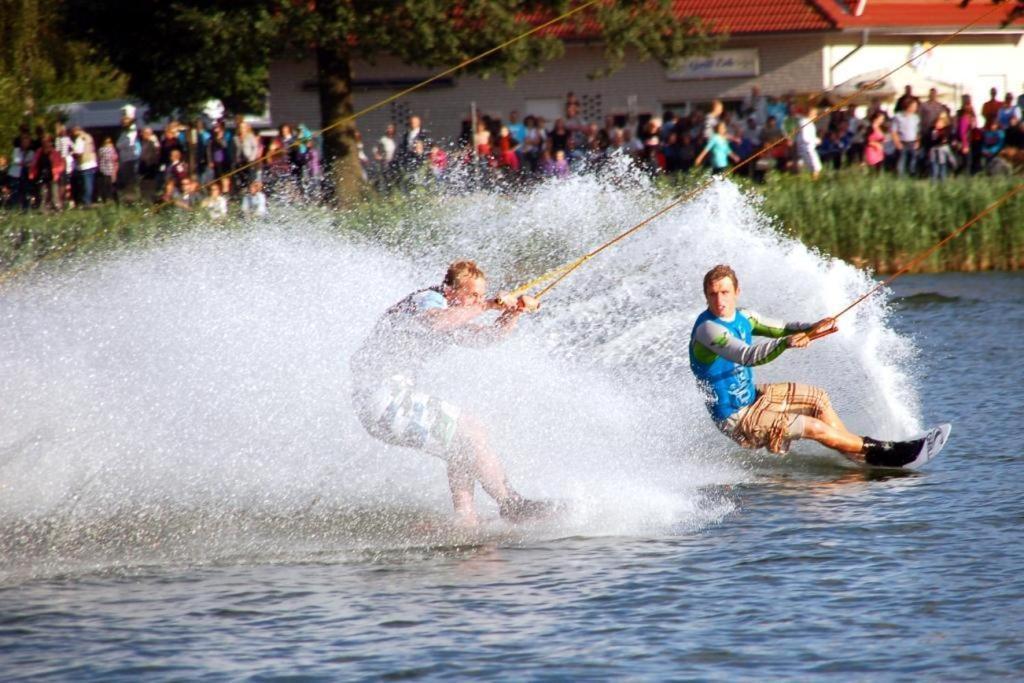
1,104,324,217
364,86,1024,189
4,85,1023,215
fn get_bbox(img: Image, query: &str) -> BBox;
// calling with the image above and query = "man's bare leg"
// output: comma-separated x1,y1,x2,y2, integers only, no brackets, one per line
451,414,554,523
801,416,866,460
815,400,849,433
446,457,479,526
454,415,513,502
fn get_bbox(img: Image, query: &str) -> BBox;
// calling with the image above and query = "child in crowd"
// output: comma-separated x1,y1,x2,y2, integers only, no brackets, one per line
176,177,203,210
166,148,189,189
552,149,570,178
202,182,229,220
242,180,267,217
428,144,448,182
694,121,740,174
97,137,119,203
928,112,956,181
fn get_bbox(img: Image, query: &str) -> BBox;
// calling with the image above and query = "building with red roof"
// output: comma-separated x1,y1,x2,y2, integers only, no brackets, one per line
269,1,1023,141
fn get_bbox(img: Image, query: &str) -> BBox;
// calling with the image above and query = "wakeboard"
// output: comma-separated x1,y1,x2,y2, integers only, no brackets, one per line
867,423,951,470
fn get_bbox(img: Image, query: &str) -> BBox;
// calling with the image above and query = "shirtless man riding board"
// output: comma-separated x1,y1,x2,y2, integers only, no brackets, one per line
351,260,556,526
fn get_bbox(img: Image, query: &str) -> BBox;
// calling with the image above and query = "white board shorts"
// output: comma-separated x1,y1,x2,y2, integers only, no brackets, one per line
354,375,461,459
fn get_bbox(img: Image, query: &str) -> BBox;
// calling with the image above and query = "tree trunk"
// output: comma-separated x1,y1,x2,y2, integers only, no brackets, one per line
316,43,368,207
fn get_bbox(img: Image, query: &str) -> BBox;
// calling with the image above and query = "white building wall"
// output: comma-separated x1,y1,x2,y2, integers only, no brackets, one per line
826,33,1024,109
268,34,828,142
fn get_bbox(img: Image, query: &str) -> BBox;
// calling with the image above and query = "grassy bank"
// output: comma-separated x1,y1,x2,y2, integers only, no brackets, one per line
2,171,1022,280
1,204,184,276
752,171,1023,273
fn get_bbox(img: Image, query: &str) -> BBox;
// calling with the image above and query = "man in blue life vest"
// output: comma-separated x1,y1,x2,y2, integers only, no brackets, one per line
351,260,555,526
689,264,925,467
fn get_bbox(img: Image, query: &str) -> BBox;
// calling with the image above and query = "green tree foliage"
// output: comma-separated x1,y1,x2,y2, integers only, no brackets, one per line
0,0,127,149
61,0,275,118
63,0,718,204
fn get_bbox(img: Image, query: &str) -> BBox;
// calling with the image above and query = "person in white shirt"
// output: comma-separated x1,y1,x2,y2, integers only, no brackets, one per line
703,99,724,141
54,124,75,201
374,122,397,186
891,99,921,176
795,106,822,180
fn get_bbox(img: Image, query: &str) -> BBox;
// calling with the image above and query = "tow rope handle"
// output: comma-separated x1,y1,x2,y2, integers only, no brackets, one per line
809,319,838,341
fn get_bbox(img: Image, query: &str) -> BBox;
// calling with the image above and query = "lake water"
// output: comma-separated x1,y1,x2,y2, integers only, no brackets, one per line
1,175,1022,680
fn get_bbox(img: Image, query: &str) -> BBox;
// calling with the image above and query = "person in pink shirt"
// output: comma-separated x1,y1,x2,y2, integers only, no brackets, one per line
863,112,887,171
29,135,66,211
956,96,978,173
428,143,448,182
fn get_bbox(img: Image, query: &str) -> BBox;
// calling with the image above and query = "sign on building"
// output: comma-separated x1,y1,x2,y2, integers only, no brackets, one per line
667,49,760,81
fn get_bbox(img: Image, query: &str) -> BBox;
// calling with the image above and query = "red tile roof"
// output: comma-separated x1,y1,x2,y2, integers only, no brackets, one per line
811,1,1022,29
674,0,836,34
527,1,837,38
527,0,1020,38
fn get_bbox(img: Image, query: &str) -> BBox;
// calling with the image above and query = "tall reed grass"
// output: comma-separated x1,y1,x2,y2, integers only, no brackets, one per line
753,171,1023,273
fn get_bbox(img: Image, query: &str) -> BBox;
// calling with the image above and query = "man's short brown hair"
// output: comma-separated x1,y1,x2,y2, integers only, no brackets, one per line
703,264,739,294
444,260,485,288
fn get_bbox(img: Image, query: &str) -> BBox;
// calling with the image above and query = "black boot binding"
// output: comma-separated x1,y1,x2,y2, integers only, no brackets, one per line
861,436,925,468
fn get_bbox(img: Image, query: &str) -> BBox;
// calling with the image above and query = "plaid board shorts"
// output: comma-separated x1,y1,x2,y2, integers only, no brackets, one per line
725,382,832,454
354,375,461,459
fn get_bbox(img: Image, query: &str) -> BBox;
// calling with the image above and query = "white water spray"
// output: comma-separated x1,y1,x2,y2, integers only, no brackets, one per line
0,163,920,577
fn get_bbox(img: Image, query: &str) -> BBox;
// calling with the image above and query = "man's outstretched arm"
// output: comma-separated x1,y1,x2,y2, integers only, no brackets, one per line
691,319,791,367
421,301,493,331
743,309,815,339
432,295,539,348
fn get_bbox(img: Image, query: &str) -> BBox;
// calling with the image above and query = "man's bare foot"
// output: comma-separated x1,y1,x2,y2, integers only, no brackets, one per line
452,510,480,529
499,494,563,524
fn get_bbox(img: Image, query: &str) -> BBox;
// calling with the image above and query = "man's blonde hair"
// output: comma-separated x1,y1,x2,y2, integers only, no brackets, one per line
703,264,739,294
444,260,485,288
